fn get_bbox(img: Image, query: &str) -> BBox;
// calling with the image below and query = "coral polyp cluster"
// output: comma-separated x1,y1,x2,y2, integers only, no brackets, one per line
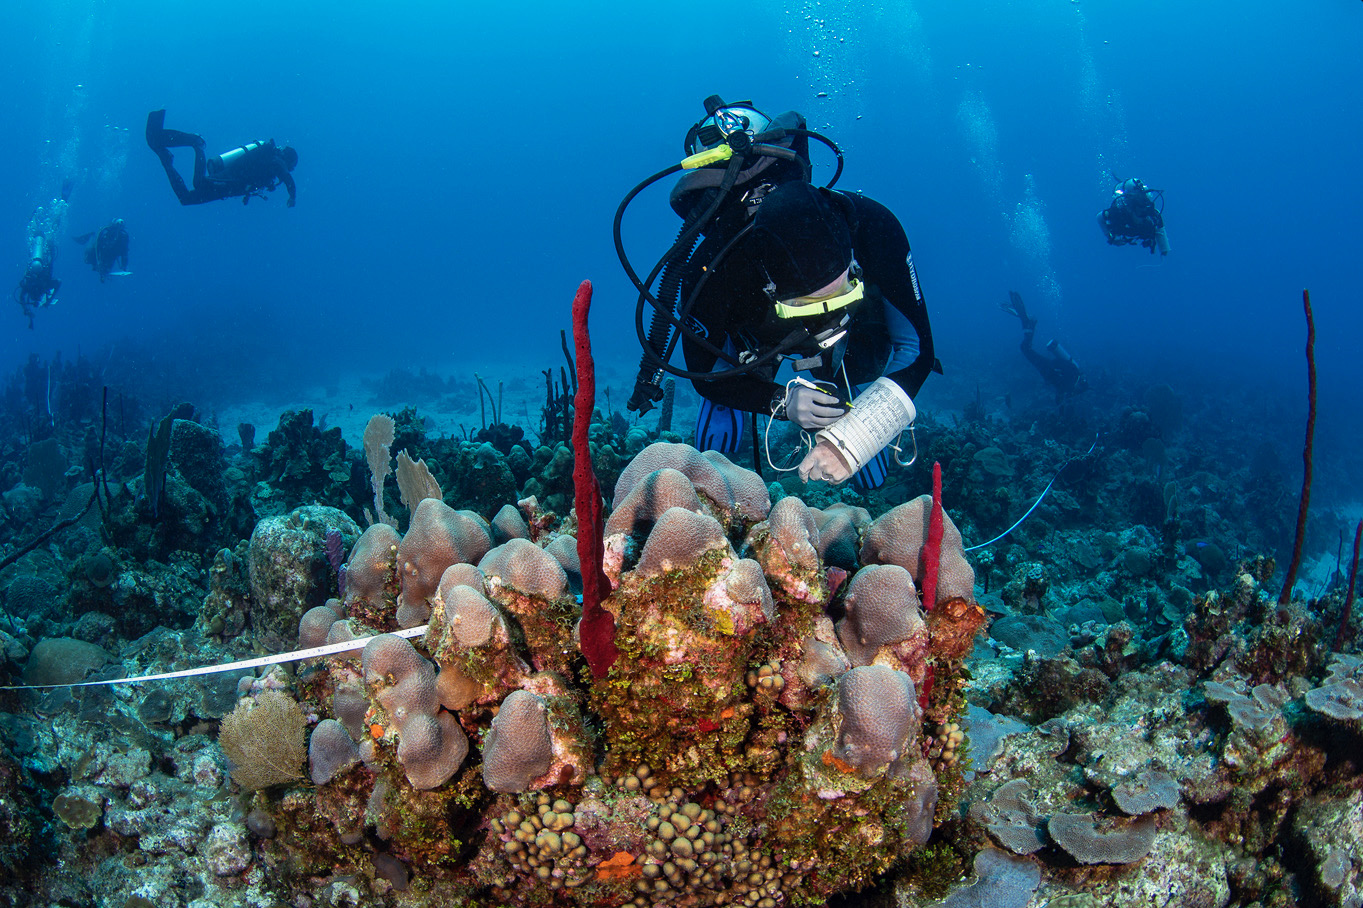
262,442,985,905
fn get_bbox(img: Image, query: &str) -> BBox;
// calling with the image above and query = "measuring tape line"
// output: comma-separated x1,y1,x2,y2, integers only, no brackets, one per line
0,625,429,691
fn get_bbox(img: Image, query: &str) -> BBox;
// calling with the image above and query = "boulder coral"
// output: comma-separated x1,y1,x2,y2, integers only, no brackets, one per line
396,499,493,619
254,441,984,906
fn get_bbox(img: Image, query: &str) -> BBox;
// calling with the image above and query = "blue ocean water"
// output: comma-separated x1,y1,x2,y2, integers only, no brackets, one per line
2,0,1359,502
5,5,1363,903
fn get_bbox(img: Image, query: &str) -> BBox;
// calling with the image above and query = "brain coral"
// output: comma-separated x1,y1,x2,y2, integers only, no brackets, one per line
543,534,580,577
479,538,568,601
832,665,921,776
343,523,401,614
308,719,360,784
363,634,438,719
767,497,821,566
611,442,770,529
436,584,502,648
477,538,576,675
482,689,554,793
860,494,976,608
438,562,486,597
425,577,529,711
397,499,493,614
812,502,871,569
634,507,729,578
395,711,468,791
836,564,928,676
361,633,468,789
298,605,342,649
491,503,530,544
260,438,987,908
604,467,704,538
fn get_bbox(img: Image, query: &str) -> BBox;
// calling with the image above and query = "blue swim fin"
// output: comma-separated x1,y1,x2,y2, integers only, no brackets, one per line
850,448,889,492
695,398,746,456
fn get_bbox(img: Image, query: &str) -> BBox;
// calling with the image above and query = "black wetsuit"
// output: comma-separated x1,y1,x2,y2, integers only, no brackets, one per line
681,191,935,415
1020,328,1085,401
147,111,296,207
83,223,129,281
1099,186,1163,251
16,241,59,328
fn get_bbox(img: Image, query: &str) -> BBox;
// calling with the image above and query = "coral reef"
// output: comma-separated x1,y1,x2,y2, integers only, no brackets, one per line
4,343,1363,908
7,439,983,908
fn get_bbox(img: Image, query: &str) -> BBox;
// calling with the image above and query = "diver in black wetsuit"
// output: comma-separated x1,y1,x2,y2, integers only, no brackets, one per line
74,218,130,282
15,182,72,328
1001,291,1088,401
145,110,297,207
1098,177,1169,255
618,97,938,490
682,181,936,489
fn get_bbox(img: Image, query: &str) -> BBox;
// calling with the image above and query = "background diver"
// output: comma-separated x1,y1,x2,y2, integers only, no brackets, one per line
145,110,297,207
1001,291,1088,401
74,218,130,282
619,97,938,491
1099,177,1169,255
15,182,72,328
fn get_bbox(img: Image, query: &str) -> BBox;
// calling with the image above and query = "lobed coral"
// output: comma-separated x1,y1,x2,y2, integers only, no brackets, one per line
242,442,985,906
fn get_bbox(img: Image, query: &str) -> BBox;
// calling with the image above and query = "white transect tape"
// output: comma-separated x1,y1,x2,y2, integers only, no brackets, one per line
0,625,429,691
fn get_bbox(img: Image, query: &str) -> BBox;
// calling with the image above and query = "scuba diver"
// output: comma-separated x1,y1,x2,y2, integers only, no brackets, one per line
1000,291,1088,401
74,218,130,282
1098,177,1169,255
15,182,72,328
617,96,938,490
145,110,297,207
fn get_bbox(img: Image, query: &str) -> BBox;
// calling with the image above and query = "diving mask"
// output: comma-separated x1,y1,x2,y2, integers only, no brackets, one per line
685,102,774,156
773,276,864,319
769,262,865,320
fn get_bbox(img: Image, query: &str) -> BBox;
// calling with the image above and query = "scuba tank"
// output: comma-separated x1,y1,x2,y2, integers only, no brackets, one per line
617,95,845,415
208,140,270,179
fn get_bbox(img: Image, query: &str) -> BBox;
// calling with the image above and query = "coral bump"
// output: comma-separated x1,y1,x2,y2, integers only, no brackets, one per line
921,461,944,611
571,280,619,678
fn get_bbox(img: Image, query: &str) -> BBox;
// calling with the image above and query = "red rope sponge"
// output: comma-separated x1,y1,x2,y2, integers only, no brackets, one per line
1279,289,1316,604
921,461,944,612
1339,519,1362,651
571,280,619,678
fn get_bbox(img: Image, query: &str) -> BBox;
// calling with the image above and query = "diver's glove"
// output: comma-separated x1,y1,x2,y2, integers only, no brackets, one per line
777,379,848,430
807,377,917,482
